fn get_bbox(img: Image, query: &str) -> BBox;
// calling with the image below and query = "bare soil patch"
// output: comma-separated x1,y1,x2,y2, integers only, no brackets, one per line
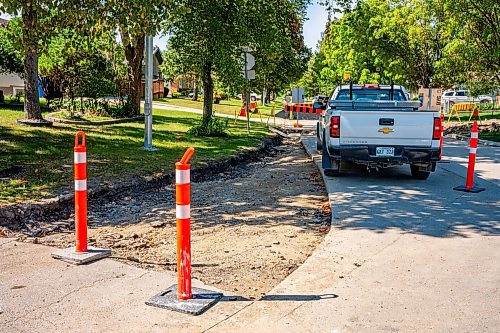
19,139,330,300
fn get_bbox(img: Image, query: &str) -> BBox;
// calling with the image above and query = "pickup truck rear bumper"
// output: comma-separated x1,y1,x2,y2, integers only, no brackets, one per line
327,145,441,164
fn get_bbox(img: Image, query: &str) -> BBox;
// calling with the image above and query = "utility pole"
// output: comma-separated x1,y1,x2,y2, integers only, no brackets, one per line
143,35,157,151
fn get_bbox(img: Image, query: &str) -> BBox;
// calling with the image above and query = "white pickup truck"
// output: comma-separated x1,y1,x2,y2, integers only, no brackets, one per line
317,84,442,180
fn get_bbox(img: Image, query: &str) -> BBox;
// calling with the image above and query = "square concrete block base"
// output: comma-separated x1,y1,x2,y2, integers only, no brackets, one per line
51,246,111,265
453,185,485,193
146,284,223,316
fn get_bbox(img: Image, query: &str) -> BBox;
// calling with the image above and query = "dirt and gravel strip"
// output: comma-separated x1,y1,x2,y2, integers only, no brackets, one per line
7,139,330,300
444,119,498,135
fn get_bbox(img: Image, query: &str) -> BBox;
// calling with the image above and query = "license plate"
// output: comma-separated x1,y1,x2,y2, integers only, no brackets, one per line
376,147,394,156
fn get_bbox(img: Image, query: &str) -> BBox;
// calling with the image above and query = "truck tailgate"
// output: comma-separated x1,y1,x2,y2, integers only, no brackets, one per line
339,111,434,147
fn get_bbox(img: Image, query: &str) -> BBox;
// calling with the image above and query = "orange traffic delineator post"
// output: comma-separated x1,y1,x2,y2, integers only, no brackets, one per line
439,113,444,159
176,147,194,300
52,131,111,264
146,147,222,315
74,131,88,252
453,121,485,193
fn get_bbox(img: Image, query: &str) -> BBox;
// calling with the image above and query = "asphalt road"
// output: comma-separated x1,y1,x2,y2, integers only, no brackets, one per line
208,136,500,332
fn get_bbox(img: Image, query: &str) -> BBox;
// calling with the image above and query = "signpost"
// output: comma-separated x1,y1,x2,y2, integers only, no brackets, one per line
143,35,157,151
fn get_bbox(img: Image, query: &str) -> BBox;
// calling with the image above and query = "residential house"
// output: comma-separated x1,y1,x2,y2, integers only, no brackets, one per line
167,77,197,97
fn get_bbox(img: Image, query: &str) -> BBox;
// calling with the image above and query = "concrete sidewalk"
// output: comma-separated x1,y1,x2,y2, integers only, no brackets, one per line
148,101,318,129
0,238,246,333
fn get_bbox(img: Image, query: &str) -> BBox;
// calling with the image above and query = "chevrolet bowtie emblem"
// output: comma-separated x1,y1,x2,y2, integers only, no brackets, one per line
378,128,394,134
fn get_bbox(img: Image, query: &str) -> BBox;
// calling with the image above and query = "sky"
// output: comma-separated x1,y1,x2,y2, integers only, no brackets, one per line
303,2,329,50
1,2,327,51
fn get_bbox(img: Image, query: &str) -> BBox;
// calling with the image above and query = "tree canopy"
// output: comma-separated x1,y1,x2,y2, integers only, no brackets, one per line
0,18,23,76
165,0,311,129
301,0,500,95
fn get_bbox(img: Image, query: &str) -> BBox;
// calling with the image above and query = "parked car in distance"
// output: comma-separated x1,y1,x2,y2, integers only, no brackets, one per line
188,90,204,98
441,89,492,111
238,93,261,102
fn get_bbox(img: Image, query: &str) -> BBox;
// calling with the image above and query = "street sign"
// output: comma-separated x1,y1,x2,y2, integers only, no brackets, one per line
292,87,305,103
243,52,255,81
246,70,255,80
246,53,255,71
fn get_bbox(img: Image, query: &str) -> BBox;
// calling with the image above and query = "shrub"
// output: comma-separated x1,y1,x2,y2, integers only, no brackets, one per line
177,88,191,96
214,89,228,104
80,76,117,100
172,92,182,98
188,117,229,137
479,102,500,111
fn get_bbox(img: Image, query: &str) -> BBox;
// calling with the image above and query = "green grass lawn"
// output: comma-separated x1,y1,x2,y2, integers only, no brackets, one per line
0,108,269,204
154,97,284,119
478,131,500,142
48,111,117,122
446,111,500,123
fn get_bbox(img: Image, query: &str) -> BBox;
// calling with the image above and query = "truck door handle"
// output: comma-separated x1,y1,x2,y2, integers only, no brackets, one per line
379,118,394,126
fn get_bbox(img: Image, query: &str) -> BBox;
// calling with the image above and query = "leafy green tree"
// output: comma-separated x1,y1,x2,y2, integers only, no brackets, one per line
63,1,173,115
110,2,173,114
0,18,23,76
167,0,244,128
38,28,119,111
167,0,310,130
304,0,451,92
307,0,498,94
438,0,499,91
0,1,56,121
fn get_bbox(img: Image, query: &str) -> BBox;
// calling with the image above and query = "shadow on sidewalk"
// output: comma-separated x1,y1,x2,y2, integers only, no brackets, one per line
221,293,338,302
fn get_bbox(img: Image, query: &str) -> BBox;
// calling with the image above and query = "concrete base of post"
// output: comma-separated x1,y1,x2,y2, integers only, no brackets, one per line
146,284,223,316
51,246,111,265
453,185,485,193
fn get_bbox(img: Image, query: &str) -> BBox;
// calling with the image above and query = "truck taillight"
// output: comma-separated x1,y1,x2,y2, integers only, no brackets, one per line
433,117,441,140
330,116,340,138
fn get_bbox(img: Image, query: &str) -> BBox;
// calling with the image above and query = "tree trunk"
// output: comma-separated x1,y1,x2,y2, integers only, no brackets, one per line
121,30,145,115
22,4,41,120
201,62,213,128
191,75,198,101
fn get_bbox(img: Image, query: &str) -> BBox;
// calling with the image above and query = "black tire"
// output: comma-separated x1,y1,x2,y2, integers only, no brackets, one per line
324,168,340,177
410,164,430,180
480,99,489,104
316,123,322,151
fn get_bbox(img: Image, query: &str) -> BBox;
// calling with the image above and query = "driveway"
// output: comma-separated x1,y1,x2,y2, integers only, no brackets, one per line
207,137,500,332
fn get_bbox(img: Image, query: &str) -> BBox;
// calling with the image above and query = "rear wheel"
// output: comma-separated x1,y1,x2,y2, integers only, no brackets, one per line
410,164,430,180
324,168,340,177
316,123,322,151
324,160,340,177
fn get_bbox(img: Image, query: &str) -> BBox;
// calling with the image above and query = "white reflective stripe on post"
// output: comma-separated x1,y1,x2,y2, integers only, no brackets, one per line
176,169,190,184
74,179,87,191
176,204,190,219
471,132,478,139
74,152,86,164
469,148,477,154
